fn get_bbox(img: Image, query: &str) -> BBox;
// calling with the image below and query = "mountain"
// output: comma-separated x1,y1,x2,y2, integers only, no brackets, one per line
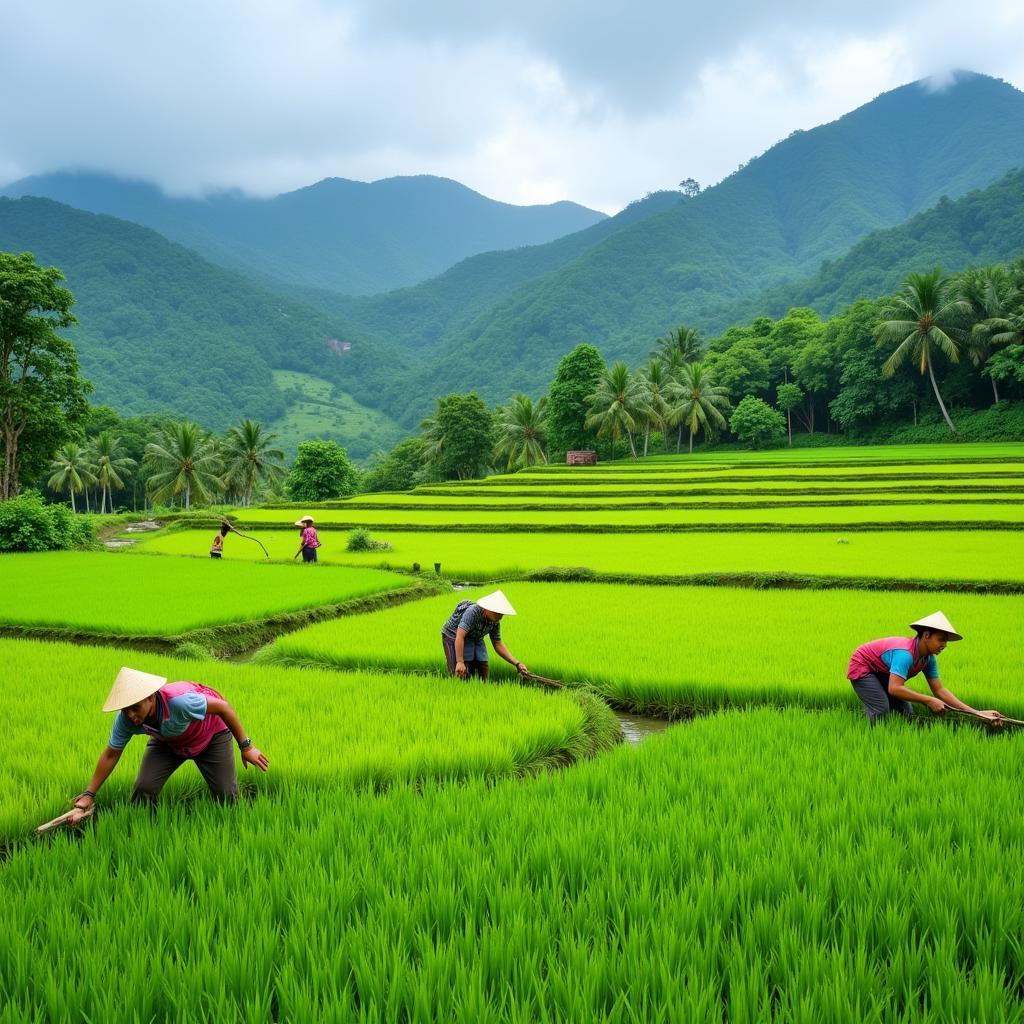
0,173,606,296
355,72,1024,417
0,197,406,459
731,167,1024,321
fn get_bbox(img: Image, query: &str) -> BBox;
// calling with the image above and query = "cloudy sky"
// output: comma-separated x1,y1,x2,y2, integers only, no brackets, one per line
2,1,1023,214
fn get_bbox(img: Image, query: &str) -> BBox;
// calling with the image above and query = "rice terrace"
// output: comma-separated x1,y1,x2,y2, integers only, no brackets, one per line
6,9,1024,1019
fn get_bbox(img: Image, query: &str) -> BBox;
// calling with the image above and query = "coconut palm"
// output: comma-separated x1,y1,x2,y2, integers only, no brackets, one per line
89,431,137,514
876,269,968,434
637,359,673,456
585,362,646,459
47,443,96,513
667,362,731,453
222,419,285,506
956,266,1017,404
652,325,703,371
494,394,548,470
144,421,223,509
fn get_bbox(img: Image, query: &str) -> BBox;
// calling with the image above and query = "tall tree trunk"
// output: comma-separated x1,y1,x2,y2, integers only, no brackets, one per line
643,428,649,457
787,409,792,447
70,489,76,514
676,422,683,453
991,376,1000,405
689,430,693,455
627,431,638,459
927,356,957,434
185,480,191,510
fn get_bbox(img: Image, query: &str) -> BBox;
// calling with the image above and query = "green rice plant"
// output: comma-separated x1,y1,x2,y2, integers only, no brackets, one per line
135,527,1024,588
0,551,411,636
0,637,615,840
259,583,1024,718
3,708,1024,1021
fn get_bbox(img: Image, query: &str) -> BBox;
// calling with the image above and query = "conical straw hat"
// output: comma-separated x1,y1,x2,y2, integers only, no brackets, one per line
909,611,963,642
476,590,517,616
102,667,168,712
294,515,315,526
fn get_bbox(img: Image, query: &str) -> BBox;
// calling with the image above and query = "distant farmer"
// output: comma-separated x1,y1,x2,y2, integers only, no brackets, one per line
67,667,269,822
441,589,530,681
294,515,321,563
847,611,1002,725
210,521,229,559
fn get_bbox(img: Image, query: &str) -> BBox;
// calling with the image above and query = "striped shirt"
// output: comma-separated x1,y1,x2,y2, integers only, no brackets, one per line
441,600,501,645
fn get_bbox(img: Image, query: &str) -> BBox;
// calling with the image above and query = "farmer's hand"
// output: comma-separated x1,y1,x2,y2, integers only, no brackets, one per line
455,660,468,679
516,661,529,676
977,709,1003,728
68,794,93,824
242,746,269,772
926,697,947,716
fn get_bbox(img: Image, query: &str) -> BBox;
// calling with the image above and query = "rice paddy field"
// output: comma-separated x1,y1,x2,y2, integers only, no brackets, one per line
3,440,1024,1021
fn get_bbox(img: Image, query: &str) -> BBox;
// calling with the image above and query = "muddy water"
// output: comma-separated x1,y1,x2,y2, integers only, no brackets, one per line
615,711,670,746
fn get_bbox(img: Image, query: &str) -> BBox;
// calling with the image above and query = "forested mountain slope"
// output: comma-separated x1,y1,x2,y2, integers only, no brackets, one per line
733,167,1024,321
0,197,405,458
0,173,605,296
394,73,1024,414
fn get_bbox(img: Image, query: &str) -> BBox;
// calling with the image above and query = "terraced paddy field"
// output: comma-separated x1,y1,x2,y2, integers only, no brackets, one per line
137,527,1023,588
5,442,1023,1021
260,582,1024,718
5,709,1024,1021
0,551,412,638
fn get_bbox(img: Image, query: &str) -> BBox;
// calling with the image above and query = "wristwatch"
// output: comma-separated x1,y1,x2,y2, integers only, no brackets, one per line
238,737,253,751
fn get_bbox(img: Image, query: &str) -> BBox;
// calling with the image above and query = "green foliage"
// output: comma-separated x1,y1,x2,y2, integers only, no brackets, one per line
0,250,91,500
545,343,605,458
729,396,786,449
360,436,425,493
144,421,223,509
494,393,548,470
285,440,359,501
345,528,392,552
0,490,92,551
422,393,495,481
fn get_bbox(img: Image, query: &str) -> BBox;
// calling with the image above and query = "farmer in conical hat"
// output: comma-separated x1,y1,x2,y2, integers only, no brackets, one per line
294,515,321,563
440,589,530,681
846,612,1002,725
67,667,269,822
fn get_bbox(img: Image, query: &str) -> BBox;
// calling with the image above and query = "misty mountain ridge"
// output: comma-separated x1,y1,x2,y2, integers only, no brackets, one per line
0,171,606,296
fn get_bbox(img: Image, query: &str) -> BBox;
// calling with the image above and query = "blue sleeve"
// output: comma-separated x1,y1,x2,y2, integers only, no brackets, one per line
925,654,939,680
490,619,502,644
108,712,139,750
168,693,208,725
458,605,480,632
882,648,914,679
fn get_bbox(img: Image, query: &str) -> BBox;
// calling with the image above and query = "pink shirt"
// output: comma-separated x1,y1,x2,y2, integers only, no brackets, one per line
301,526,320,549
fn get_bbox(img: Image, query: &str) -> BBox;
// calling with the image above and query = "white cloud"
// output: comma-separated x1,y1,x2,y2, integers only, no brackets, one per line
0,0,1022,213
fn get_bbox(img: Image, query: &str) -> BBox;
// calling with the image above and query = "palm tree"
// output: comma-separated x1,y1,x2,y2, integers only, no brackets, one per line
962,267,1022,405
585,362,646,459
144,421,223,509
637,359,673,456
876,269,967,435
222,419,285,506
89,431,137,514
47,443,96,513
494,394,548,470
667,362,731,453
652,325,703,371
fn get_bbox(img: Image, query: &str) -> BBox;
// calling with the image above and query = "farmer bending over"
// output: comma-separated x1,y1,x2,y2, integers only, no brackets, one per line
441,590,529,681
847,611,1001,725
294,515,321,562
210,521,229,559
68,667,268,822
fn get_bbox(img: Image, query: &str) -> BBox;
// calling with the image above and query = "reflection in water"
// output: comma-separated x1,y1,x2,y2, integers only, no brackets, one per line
615,712,670,747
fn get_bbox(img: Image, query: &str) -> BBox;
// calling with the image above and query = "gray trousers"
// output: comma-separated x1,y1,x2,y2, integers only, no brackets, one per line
851,673,915,724
131,729,239,804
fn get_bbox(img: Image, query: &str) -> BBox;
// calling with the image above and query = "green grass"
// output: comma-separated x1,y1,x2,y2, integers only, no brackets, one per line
0,551,411,636
228,502,1024,528
0,637,616,841
4,708,1024,1021
135,527,1024,587
258,582,1024,718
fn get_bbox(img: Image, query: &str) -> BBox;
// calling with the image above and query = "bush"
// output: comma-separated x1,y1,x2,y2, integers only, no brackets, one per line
0,491,94,552
346,529,392,553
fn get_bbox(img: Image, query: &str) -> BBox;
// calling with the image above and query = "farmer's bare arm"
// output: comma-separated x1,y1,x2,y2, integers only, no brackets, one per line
492,640,528,675
454,628,468,677
205,697,269,770
927,677,1001,721
68,746,124,819
887,674,945,714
